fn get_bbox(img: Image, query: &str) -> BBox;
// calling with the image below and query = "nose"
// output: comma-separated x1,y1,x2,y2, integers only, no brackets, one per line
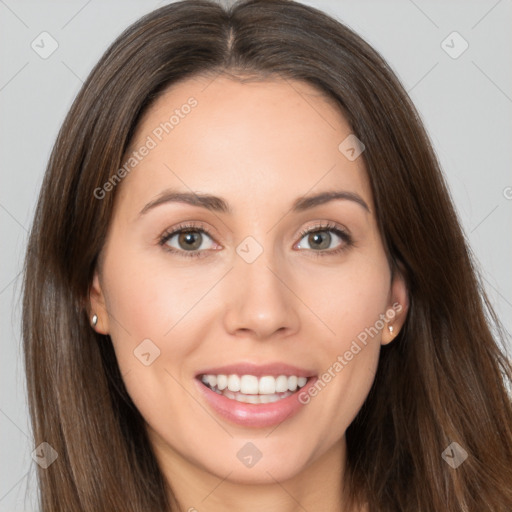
222,242,300,341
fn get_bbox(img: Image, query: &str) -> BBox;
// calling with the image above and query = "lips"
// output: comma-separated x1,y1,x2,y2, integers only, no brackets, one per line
194,362,318,427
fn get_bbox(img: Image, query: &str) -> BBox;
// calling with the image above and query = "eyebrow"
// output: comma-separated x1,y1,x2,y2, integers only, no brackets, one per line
138,189,370,216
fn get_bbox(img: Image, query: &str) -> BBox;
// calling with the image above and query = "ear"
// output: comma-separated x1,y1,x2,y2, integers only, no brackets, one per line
381,263,409,346
88,270,110,335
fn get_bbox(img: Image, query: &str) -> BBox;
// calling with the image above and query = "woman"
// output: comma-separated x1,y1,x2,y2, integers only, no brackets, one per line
22,0,512,511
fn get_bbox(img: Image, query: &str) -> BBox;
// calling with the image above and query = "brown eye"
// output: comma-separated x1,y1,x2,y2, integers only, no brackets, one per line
164,229,215,252
304,231,332,250
159,224,218,258
295,223,353,256
175,231,204,251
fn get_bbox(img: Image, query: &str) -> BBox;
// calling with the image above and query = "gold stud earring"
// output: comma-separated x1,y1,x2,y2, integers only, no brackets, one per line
91,314,98,328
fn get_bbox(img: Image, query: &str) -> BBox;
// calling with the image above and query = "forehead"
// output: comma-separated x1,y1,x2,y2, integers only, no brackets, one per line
116,74,371,215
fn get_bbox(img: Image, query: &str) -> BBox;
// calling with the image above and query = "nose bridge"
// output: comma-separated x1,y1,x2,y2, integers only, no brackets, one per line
238,235,281,297
223,233,299,338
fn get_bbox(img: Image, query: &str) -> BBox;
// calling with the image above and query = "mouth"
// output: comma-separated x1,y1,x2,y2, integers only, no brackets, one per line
197,373,311,405
194,364,317,428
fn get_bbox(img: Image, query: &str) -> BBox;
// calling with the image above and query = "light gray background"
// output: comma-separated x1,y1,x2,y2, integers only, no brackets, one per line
1,0,511,510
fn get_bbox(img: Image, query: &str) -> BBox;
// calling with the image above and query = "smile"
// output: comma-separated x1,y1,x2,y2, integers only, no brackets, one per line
199,373,309,404
194,364,318,427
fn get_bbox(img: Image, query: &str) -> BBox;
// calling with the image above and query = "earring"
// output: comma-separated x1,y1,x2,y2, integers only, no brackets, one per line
91,314,98,328
388,325,394,334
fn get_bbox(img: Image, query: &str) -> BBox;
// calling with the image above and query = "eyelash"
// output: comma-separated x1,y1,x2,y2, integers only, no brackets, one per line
158,222,217,259
158,221,353,259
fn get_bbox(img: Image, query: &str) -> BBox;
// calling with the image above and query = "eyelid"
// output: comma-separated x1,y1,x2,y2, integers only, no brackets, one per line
296,220,350,240
158,221,219,252
294,221,353,254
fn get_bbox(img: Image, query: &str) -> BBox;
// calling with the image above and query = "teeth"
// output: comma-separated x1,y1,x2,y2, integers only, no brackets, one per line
259,376,275,394
214,387,294,404
216,374,228,390
240,375,259,394
275,375,288,392
201,374,309,395
228,374,241,392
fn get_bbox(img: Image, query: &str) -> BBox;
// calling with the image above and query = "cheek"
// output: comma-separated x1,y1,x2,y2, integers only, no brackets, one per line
102,244,217,345
97,252,178,385
100,255,200,440
301,254,391,348
294,255,390,439
99,245,224,414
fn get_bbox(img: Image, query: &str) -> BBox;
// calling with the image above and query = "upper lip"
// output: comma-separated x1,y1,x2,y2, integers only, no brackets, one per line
196,362,316,379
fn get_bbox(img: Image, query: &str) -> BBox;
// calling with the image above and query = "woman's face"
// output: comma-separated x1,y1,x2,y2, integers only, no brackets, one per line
90,74,407,485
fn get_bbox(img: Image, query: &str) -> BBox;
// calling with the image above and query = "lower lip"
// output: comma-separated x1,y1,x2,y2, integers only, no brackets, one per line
195,377,317,428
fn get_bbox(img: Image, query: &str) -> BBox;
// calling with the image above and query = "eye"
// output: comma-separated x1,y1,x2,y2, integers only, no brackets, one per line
295,222,353,256
158,221,353,259
158,222,218,258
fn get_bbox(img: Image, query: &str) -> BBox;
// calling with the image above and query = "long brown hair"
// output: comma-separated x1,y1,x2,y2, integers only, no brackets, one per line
22,0,512,510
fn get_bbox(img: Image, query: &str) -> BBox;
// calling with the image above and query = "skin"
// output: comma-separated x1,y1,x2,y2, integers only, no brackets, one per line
89,74,408,512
